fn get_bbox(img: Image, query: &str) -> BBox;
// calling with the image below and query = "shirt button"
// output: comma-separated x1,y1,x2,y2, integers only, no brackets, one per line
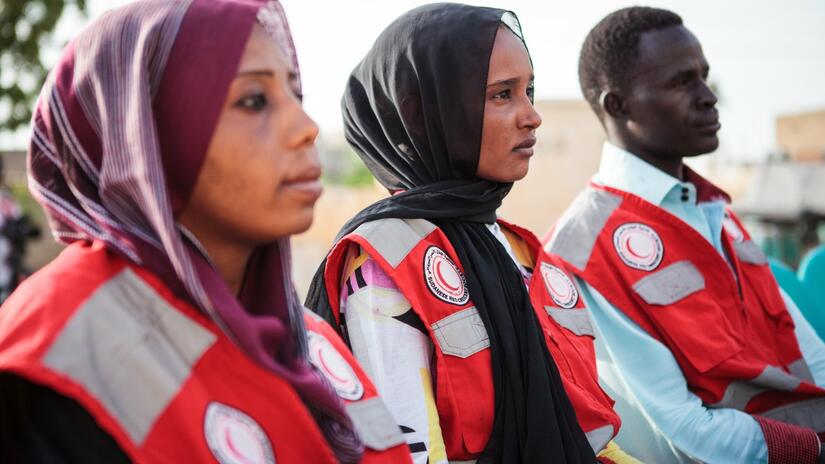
681,187,689,202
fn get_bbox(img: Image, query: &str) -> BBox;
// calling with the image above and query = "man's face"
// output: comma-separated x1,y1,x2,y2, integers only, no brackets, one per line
622,25,720,159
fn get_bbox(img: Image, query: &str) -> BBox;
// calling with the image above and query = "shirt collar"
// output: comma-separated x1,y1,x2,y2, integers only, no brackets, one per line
594,142,730,206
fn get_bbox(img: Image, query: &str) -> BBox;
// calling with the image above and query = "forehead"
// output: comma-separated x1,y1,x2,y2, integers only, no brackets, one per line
239,24,290,71
488,26,532,76
630,25,707,81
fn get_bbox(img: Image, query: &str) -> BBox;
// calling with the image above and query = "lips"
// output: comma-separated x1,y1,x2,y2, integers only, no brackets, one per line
512,136,537,156
281,170,323,199
693,111,721,133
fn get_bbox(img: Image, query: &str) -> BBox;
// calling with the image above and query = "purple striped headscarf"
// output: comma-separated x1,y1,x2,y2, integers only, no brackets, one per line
27,0,362,460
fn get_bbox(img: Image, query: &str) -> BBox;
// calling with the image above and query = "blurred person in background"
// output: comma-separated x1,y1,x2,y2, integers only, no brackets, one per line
0,1,410,463
545,6,825,463
0,159,40,303
307,4,635,463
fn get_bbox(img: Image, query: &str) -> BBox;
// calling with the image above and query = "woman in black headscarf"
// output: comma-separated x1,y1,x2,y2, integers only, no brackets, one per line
308,3,610,463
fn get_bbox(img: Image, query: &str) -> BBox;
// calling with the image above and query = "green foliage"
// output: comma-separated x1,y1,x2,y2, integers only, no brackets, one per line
10,180,38,217
0,0,87,130
319,141,376,187
339,162,374,187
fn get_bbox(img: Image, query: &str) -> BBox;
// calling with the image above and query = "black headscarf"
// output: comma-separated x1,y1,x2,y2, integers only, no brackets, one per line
306,3,595,462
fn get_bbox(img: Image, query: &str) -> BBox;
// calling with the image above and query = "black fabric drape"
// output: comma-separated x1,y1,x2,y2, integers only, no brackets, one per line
306,3,595,462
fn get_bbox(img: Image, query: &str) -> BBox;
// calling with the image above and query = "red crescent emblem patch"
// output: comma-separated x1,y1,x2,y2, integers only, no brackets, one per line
613,223,664,271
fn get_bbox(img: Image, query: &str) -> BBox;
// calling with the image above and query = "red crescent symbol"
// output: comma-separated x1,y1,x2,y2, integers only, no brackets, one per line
224,426,257,464
435,259,460,292
624,234,652,260
318,349,349,384
552,284,570,299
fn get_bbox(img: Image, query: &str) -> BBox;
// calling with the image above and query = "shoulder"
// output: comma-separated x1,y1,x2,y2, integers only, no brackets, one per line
1,242,127,323
544,188,624,270
341,218,439,269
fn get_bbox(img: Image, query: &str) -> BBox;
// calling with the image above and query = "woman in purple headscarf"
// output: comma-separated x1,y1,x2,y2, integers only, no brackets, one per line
0,1,409,463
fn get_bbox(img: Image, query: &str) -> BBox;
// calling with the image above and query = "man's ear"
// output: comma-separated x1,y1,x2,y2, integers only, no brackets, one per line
600,90,628,120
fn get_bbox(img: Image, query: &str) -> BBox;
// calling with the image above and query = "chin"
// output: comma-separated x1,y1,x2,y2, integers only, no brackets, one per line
273,208,316,238
690,136,720,156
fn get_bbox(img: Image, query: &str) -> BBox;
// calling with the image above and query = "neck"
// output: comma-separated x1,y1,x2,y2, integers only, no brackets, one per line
209,241,253,295
610,138,684,180
187,229,253,295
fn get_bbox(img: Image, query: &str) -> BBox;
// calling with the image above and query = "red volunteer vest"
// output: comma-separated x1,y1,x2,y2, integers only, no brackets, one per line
499,219,620,450
0,241,411,464
324,218,619,460
545,183,825,431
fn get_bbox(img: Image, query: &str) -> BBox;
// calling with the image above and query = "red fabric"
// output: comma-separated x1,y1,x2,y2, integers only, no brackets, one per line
326,224,493,459
499,220,621,444
0,243,406,463
303,313,413,463
597,456,618,464
325,219,621,457
755,415,820,464
566,183,825,415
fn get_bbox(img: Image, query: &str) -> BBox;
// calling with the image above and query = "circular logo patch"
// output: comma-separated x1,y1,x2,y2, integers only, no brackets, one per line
540,263,579,309
204,402,275,464
722,216,745,243
423,246,469,306
307,331,364,401
613,223,664,271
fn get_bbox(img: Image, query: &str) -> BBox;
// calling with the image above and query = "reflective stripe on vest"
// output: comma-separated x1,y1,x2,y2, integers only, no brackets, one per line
545,188,623,270
430,306,489,358
788,358,815,383
41,268,217,445
710,365,803,410
761,397,825,432
585,424,614,454
544,307,595,337
632,261,706,305
345,397,406,450
352,218,437,268
352,218,491,359
734,240,769,265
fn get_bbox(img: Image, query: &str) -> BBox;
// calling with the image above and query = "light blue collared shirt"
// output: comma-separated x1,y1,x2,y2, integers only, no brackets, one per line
581,142,825,463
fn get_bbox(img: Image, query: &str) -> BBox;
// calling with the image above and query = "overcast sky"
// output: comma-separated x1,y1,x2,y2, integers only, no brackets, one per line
3,0,824,161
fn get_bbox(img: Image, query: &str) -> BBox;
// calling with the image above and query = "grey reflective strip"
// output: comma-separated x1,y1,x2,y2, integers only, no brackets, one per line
710,365,802,410
762,398,825,432
585,424,614,453
632,261,705,305
545,307,594,337
709,383,765,410
734,240,768,265
345,397,406,450
787,358,815,383
545,188,622,270
42,268,217,445
352,218,437,268
431,306,489,358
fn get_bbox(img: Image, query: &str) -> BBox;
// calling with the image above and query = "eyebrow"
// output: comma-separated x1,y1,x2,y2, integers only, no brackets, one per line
237,70,274,78
486,75,535,87
235,70,300,85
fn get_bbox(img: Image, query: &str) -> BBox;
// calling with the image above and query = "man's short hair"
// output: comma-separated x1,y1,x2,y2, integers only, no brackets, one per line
578,7,683,116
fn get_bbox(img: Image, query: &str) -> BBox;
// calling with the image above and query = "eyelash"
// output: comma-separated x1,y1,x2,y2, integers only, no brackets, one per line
235,92,268,111
492,85,535,101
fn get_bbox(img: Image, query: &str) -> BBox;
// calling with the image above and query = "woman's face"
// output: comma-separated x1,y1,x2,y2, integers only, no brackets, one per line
476,26,541,182
179,24,321,246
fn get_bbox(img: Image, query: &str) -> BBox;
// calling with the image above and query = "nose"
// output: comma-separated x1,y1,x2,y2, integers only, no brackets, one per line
286,98,320,150
519,99,542,130
696,81,718,110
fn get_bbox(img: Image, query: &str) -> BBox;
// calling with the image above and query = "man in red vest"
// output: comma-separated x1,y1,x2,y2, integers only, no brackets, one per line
544,6,825,463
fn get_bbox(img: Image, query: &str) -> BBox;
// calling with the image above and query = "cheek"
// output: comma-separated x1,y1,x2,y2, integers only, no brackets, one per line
480,111,510,159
